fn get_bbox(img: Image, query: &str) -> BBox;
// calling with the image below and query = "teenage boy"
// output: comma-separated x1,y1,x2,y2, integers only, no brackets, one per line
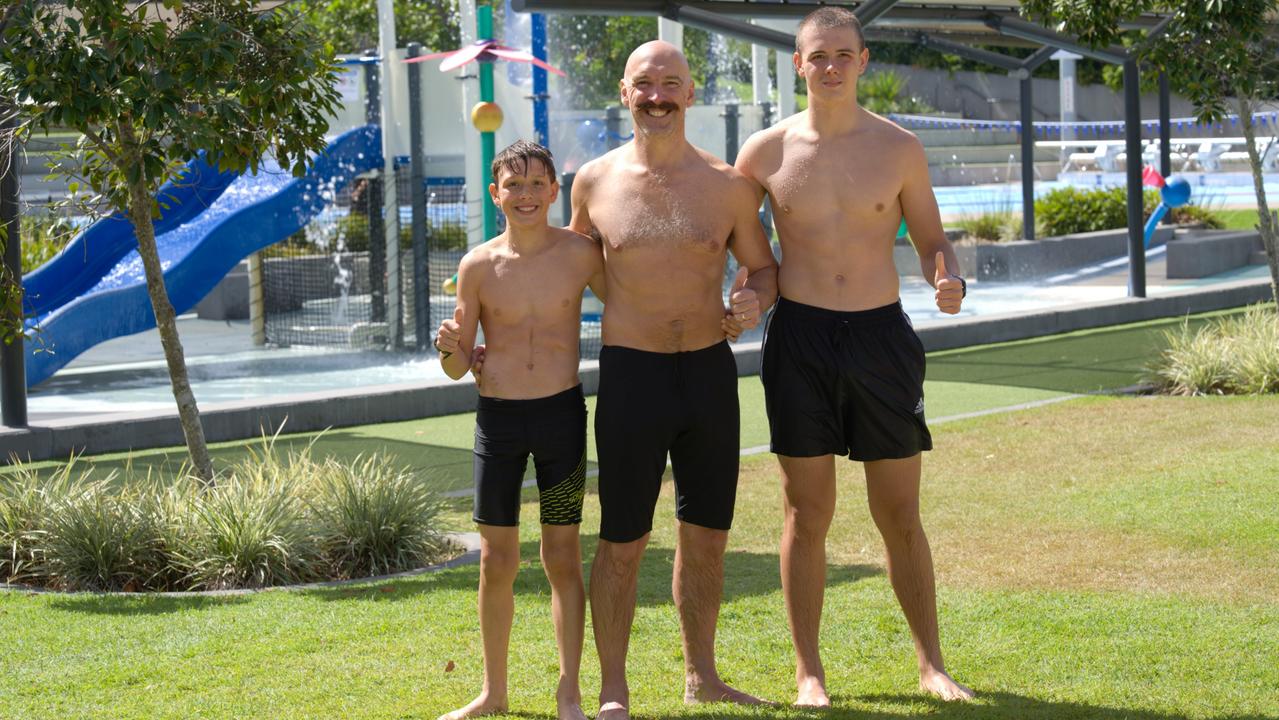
435,139,605,720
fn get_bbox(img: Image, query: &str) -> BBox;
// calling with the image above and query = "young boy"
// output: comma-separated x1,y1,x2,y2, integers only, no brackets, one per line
435,140,604,720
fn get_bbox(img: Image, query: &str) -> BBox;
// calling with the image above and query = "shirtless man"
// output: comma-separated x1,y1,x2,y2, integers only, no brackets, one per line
569,40,779,719
735,6,973,706
435,140,604,720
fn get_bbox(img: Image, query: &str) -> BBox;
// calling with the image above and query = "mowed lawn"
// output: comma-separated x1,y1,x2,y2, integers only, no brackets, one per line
3,393,1278,719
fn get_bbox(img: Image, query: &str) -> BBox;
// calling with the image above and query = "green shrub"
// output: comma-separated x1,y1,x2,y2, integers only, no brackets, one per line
3,442,455,592
858,70,933,115
16,214,78,274
172,454,321,590
1149,305,1279,395
40,475,167,592
310,454,450,579
956,210,1023,243
1036,186,1227,237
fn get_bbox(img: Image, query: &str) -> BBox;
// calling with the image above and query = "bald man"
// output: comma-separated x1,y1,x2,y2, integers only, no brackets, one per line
736,6,972,707
570,40,778,718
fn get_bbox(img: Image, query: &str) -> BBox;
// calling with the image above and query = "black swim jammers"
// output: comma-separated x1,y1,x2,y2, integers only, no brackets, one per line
595,342,740,544
762,298,932,461
473,385,587,527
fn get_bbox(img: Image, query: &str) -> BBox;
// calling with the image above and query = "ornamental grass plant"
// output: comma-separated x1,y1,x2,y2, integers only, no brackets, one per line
1149,304,1279,395
0,442,453,592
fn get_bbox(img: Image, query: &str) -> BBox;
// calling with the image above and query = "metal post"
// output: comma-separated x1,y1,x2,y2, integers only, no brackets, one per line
723,103,740,165
561,172,575,228
1123,60,1146,298
1,109,27,427
531,12,550,147
407,42,429,351
605,105,622,151
1020,73,1035,240
1159,72,1172,178
367,174,387,323
362,49,380,125
478,6,498,241
248,252,265,346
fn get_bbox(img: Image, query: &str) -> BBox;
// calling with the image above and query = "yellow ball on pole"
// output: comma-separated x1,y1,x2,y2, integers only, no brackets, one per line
471,101,503,133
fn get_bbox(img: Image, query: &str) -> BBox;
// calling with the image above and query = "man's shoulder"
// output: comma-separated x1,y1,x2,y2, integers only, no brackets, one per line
460,239,501,270
549,225,598,253
575,146,626,184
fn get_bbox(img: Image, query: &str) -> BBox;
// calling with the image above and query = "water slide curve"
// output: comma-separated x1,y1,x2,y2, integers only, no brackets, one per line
24,124,382,387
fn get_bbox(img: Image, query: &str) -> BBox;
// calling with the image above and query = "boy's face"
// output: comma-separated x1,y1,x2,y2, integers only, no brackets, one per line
489,158,558,230
793,25,867,104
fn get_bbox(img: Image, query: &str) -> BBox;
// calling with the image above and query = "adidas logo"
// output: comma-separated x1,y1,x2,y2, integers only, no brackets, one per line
914,398,925,415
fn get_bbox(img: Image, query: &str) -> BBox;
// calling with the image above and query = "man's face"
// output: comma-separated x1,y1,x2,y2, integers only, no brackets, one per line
489,159,558,230
620,47,694,138
793,25,868,103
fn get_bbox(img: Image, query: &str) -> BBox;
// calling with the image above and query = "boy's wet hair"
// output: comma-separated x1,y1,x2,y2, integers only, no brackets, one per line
796,6,865,54
491,139,557,183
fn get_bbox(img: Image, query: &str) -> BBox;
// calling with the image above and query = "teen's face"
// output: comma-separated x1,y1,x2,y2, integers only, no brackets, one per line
620,48,694,138
793,25,868,102
489,159,558,229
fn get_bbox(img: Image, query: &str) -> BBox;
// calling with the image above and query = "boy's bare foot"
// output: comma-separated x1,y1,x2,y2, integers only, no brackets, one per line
438,693,508,720
557,700,588,720
795,674,831,707
597,700,631,720
685,675,768,705
920,669,974,702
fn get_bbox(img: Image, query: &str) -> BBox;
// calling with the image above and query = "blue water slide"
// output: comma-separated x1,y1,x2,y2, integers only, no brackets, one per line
25,125,382,387
22,155,241,317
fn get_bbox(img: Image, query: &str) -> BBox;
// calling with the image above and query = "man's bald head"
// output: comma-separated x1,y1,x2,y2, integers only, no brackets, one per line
624,40,691,80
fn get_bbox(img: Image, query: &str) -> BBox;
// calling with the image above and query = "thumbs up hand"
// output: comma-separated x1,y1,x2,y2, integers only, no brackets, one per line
933,251,964,315
722,267,760,342
435,306,464,357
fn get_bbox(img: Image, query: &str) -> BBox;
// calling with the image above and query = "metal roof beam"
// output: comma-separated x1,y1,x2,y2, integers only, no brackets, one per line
985,14,1128,64
855,0,900,26
1019,44,1058,71
914,33,1023,73
662,4,796,53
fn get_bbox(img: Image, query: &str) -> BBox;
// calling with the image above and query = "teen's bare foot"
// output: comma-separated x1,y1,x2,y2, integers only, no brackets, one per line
920,669,974,702
597,700,630,720
795,674,831,707
685,674,768,705
438,693,507,720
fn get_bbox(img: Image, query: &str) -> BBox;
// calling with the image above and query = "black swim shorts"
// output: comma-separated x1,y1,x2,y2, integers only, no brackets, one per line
595,342,740,544
762,297,932,461
473,384,587,527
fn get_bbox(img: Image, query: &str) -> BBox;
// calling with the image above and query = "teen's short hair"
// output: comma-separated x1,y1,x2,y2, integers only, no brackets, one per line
795,6,865,54
491,139,557,183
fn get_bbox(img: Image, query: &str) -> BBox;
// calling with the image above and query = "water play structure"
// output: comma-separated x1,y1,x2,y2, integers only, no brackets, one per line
22,126,382,387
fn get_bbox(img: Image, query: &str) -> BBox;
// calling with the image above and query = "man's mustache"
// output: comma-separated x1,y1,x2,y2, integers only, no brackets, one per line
635,101,680,113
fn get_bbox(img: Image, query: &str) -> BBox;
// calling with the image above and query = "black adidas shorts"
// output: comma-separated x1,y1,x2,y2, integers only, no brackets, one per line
473,384,587,527
595,342,740,544
762,298,932,461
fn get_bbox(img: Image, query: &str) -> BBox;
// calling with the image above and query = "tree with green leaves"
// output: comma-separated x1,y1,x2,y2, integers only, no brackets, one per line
0,0,341,480
1022,0,1279,310
298,0,461,53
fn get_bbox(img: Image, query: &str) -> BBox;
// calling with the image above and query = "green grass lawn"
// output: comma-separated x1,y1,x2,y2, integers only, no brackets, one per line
1218,208,1261,231
3,394,1277,719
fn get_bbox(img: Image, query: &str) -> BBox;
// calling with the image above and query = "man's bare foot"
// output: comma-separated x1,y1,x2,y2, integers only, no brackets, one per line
685,675,768,705
920,669,974,702
437,693,507,720
597,700,631,720
795,674,831,707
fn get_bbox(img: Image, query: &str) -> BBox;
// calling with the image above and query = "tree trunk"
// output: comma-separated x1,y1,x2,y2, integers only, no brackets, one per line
126,165,215,482
1238,97,1279,313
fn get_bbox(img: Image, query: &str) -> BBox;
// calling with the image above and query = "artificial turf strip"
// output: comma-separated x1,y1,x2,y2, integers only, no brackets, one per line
4,395,1277,719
